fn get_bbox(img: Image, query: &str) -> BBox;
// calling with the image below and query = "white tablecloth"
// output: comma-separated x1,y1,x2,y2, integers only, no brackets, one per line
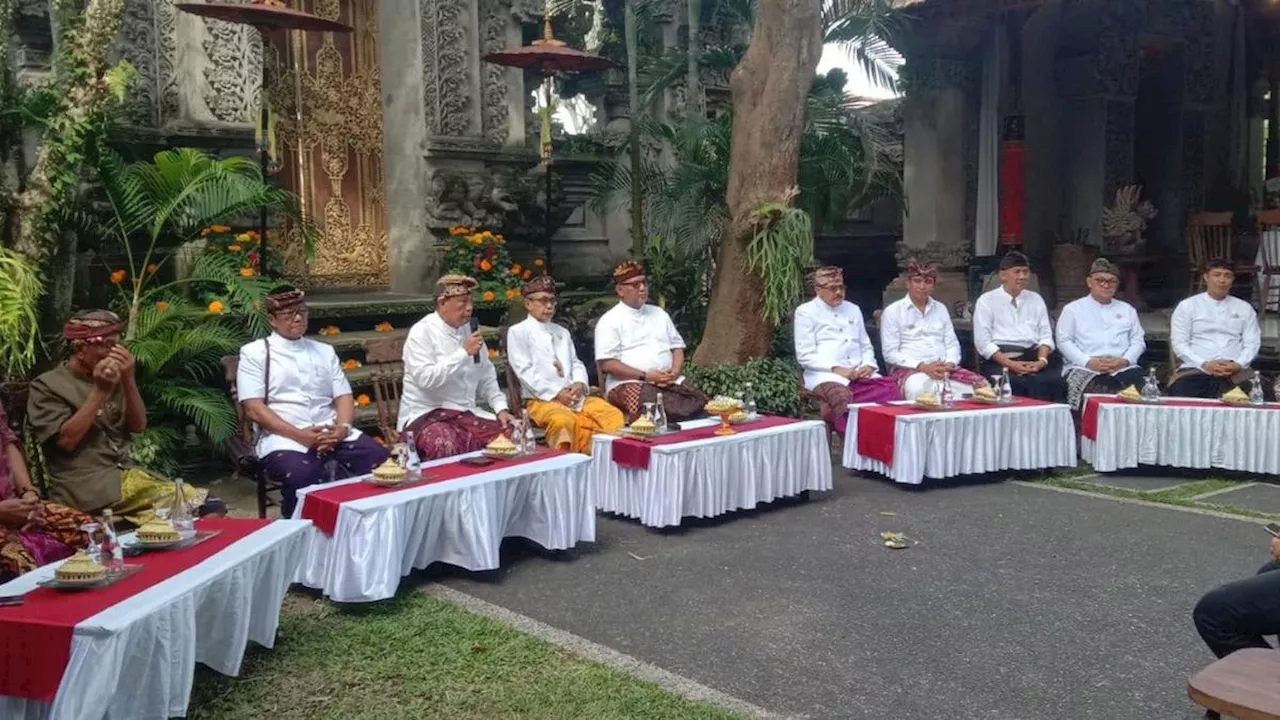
293,450,595,603
842,401,1077,485
589,417,833,528
0,519,311,720
1081,394,1280,473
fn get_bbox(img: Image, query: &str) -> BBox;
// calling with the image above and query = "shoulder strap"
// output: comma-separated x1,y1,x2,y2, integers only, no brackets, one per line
263,337,271,404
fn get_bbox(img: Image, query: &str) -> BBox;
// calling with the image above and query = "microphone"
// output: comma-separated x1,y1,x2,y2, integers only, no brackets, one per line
469,316,480,364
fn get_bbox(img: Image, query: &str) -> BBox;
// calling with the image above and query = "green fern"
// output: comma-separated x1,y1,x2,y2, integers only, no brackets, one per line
0,248,43,379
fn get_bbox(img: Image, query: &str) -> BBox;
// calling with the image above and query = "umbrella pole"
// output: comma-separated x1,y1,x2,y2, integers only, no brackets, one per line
257,48,272,280
543,74,554,275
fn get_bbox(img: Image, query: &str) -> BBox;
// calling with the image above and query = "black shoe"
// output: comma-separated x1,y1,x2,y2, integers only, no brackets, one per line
196,497,228,517
1204,710,1221,720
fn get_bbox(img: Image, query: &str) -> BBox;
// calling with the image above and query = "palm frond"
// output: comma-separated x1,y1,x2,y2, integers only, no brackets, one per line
145,381,237,445
0,248,44,379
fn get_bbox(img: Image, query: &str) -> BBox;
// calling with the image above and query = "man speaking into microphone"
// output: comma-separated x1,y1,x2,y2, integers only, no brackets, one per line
399,274,514,461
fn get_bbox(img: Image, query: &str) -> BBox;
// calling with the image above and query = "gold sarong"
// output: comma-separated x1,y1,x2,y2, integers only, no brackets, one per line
113,468,208,526
526,396,625,454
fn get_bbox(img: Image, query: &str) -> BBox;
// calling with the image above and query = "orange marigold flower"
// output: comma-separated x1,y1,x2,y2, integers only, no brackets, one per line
318,325,341,336
226,244,242,252
155,300,170,312
533,258,544,267
356,394,371,406
208,299,225,314
479,259,493,272
449,225,472,236
211,225,231,233
511,264,522,274
522,269,532,280
375,321,393,333
146,263,158,274
487,348,499,358
239,267,255,277
342,359,362,370
110,269,126,284
482,290,496,302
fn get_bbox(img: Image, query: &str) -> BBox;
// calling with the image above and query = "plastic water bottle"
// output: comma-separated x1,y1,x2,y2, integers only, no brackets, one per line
169,477,194,536
1000,367,1011,402
1141,367,1161,402
939,371,954,408
402,430,422,470
101,509,125,572
521,408,534,453
742,383,758,419
1250,371,1266,405
654,393,669,431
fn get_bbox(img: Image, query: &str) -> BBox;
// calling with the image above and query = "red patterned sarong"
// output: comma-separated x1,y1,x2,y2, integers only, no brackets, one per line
406,408,504,461
810,377,901,435
888,365,990,391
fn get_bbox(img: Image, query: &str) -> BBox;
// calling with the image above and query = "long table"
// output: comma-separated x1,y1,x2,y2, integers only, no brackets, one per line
293,450,595,602
0,517,310,720
589,416,833,528
1081,394,1280,473
843,399,1077,484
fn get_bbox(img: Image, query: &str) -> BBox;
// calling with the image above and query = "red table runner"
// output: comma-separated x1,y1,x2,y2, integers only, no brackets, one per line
0,515,271,702
611,416,800,470
299,450,567,536
1080,396,1280,440
856,398,1054,466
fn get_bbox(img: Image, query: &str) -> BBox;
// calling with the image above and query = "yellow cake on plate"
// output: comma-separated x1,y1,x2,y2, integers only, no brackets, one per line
485,434,520,457
704,396,742,415
916,392,941,408
1223,386,1250,403
371,459,407,482
627,416,657,436
728,410,749,423
1117,385,1142,401
974,385,997,400
136,518,180,543
55,550,106,583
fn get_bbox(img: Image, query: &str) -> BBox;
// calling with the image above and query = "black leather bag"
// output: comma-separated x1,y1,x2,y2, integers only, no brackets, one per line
227,339,269,476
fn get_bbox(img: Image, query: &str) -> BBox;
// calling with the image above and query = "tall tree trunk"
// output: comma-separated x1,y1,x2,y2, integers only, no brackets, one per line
691,0,821,365
624,0,644,254
686,0,702,119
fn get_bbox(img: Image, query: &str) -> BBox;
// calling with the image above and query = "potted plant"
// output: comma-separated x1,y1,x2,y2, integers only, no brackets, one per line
1050,227,1096,308
440,226,540,327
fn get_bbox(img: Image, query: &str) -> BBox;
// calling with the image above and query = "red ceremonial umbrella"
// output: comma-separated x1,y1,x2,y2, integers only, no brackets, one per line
483,18,618,273
175,0,353,277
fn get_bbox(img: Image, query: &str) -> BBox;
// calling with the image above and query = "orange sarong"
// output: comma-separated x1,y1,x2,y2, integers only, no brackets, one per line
526,396,625,454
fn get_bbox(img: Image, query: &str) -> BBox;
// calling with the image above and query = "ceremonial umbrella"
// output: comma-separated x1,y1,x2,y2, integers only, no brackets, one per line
175,0,352,278
483,16,618,274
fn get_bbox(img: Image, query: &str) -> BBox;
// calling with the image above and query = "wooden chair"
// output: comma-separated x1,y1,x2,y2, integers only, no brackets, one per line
1188,211,1256,295
496,326,523,412
365,337,405,443
1188,648,1280,720
1255,209,1280,315
220,355,280,519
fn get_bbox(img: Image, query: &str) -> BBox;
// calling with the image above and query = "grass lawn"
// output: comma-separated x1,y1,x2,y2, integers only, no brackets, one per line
187,591,743,720
1036,475,1277,520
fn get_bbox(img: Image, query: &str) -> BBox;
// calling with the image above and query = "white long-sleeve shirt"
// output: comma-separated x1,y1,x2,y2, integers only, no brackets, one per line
878,296,961,369
506,315,588,403
794,297,880,390
398,312,508,430
972,287,1055,359
1170,292,1261,370
1054,295,1145,374
593,302,686,394
236,333,359,456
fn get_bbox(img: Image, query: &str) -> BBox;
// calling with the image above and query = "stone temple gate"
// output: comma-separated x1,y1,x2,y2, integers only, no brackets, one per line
10,0,631,293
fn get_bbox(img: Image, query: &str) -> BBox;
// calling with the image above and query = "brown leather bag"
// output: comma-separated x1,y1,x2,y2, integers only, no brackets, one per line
226,339,269,475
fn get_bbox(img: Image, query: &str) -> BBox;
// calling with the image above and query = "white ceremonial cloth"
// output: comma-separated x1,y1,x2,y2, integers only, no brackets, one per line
879,295,962,369
1055,295,1145,374
506,316,588,403
590,418,833,528
0,520,311,720
794,297,881,390
293,451,594,602
972,287,1055,359
399,312,508,430
1170,292,1261,370
1081,395,1280,473
237,333,359,456
593,302,686,394
842,401,1076,485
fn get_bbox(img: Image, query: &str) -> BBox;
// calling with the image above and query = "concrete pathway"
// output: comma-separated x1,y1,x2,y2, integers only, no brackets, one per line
442,470,1266,720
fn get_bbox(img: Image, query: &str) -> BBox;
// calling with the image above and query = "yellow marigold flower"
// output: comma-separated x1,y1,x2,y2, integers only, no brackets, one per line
533,258,544,267
226,244,242,252
235,233,251,243
110,269,126,284
146,263,158,274
155,300,170,312
482,290,496,302
208,299,225,314
356,393,371,406
239,267,255,277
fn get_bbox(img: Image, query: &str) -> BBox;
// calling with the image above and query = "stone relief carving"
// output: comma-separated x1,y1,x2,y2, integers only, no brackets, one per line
479,0,510,144
1103,99,1135,198
202,5,262,125
421,0,469,136
894,240,971,270
114,0,180,128
1181,111,1206,212
425,168,519,230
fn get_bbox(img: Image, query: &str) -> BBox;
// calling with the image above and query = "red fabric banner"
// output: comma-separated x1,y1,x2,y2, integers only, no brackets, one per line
0,516,271,702
856,398,1054,466
1080,397,1278,440
299,450,567,536
999,141,1025,245
611,416,801,470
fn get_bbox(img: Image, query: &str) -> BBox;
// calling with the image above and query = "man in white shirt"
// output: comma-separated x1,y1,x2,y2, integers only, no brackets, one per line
972,251,1067,402
238,286,389,517
507,274,624,452
1168,258,1268,400
595,260,708,422
399,274,514,460
880,259,991,401
795,265,900,434
1055,258,1149,408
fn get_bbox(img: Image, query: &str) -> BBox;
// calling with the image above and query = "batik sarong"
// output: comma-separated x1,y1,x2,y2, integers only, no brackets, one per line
606,381,709,424
810,377,901,435
0,502,92,577
406,408,505,462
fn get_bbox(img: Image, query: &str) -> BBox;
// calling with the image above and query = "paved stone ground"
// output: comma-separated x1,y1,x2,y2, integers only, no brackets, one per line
437,470,1266,720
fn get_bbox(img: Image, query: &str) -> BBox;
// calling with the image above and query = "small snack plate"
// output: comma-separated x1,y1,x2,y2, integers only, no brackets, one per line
482,450,527,461
364,474,413,488
1221,398,1259,407
38,564,144,591
129,529,221,552
1117,394,1158,404
912,402,950,412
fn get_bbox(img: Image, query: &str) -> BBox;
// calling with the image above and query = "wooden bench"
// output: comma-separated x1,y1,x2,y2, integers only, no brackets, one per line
1189,648,1280,720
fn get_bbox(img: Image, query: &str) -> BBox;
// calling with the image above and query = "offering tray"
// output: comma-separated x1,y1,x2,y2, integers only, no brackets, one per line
1221,398,1260,407
129,529,220,552
364,471,419,487
481,449,534,461
911,402,958,412
1117,394,1159,404
620,426,676,439
38,564,143,591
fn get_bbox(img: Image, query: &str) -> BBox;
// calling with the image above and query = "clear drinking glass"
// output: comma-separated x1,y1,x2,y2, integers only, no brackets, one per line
642,402,657,425
80,522,102,563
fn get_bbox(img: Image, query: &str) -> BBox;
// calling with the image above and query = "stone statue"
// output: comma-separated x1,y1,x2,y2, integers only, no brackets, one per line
1102,185,1157,256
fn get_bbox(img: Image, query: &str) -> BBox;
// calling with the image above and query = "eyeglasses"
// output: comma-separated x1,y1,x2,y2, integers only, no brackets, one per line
1090,277,1118,287
527,296,558,305
619,279,648,288
270,309,309,321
